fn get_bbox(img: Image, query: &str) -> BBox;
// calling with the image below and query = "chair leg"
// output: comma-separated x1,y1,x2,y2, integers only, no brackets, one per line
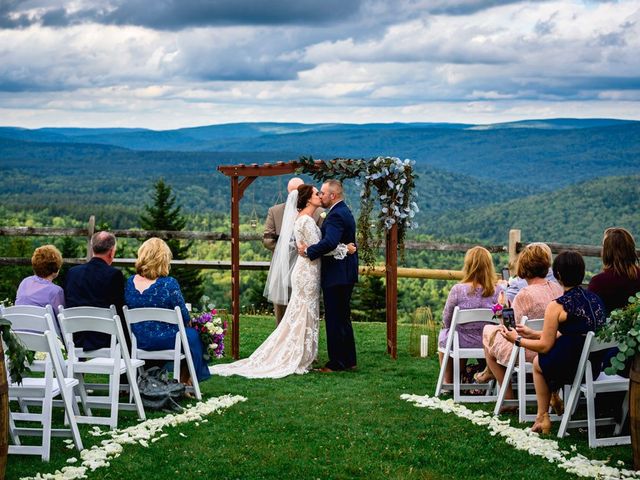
75,374,92,416
108,368,120,429
453,354,460,402
435,350,449,396
8,411,21,446
494,354,517,416
614,391,630,436
60,384,84,452
42,390,53,462
126,364,146,421
558,383,581,439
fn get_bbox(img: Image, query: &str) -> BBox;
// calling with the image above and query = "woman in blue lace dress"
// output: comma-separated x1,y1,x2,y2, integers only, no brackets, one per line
501,251,605,433
124,238,210,383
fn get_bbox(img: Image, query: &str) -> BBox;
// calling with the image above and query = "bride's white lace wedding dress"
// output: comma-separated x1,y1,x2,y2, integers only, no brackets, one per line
210,214,322,378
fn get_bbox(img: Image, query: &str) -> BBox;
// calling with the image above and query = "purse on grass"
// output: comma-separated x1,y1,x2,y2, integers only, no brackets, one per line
137,366,185,412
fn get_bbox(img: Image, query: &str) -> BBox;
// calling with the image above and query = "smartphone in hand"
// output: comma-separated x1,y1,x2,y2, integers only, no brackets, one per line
502,268,510,281
502,307,516,330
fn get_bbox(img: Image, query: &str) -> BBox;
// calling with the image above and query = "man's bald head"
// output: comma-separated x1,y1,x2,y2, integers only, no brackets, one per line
287,177,304,193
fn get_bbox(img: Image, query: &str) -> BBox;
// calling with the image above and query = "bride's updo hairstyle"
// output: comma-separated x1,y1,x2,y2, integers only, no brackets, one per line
296,184,314,210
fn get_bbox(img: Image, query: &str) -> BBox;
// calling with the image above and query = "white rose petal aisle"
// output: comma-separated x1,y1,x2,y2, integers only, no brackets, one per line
22,394,247,480
401,394,640,479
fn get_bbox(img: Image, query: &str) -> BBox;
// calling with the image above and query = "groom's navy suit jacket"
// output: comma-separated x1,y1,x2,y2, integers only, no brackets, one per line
306,201,358,288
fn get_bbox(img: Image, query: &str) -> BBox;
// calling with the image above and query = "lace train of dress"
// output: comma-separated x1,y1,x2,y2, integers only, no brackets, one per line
210,215,321,378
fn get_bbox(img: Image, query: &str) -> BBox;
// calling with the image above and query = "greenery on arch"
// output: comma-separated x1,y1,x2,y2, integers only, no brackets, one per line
298,156,419,266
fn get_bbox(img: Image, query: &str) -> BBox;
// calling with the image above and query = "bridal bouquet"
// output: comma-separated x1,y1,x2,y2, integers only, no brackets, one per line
191,304,226,360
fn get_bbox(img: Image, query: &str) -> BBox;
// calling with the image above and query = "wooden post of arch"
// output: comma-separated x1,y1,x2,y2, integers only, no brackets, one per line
386,223,398,358
218,160,399,360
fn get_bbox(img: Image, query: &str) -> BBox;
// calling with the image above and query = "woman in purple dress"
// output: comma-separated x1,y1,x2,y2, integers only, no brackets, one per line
15,244,65,314
437,246,502,385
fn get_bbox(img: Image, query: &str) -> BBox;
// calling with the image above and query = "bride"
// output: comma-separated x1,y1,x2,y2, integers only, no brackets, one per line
210,184,353,379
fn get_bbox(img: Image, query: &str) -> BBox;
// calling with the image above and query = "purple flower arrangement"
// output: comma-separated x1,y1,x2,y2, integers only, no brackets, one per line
191,308,226,360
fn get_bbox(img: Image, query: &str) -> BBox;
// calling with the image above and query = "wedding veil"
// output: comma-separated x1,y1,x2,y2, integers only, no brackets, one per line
264,189,299,305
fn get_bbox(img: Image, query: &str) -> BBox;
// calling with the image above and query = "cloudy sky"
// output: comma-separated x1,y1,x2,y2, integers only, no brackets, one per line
1,0,639,129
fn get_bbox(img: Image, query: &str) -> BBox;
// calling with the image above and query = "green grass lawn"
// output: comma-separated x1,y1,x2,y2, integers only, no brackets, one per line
6,316,635,479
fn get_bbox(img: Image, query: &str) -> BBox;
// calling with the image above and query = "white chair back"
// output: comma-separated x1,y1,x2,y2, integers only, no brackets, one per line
435,307,498,402
57,305,118,356
1,305,59,336
123,306,202,400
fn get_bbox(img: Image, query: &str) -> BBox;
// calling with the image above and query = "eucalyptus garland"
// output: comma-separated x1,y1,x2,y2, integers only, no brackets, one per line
297,156,418,266
597,291,640,374
0,316,35,384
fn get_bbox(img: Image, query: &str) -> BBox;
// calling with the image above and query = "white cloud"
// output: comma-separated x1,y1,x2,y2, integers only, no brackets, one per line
0,0,639,127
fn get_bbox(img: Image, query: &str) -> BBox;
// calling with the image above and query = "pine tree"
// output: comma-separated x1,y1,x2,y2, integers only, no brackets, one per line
351,276,386,322
140,179,203,303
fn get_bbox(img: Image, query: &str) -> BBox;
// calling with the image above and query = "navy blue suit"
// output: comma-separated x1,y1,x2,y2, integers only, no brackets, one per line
64,257,128,350
307,201,358,370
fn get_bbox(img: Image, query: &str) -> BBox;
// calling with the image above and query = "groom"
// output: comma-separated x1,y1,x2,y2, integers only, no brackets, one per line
299,179,358,372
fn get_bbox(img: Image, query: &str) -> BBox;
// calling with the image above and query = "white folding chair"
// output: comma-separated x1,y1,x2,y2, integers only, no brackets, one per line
7,330,83,461
58,312,146,429
493,315,533,415
57,305,117,359
435,307,498,402
123,306,202,400
557,331,630,447
0,304,60,336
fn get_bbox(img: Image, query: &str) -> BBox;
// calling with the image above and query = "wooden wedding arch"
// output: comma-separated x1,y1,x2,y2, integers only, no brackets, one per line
218,160,399,360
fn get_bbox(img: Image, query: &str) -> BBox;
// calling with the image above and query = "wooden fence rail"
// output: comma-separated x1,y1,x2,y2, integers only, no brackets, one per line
2,217,629,282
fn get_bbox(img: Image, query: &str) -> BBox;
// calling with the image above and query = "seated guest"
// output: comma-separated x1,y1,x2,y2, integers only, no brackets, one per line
500,251,606,433
478,243,563,408
438,246,503,385
588,227,640,315
64,231,127,350
16,244,65,316
124,237,210,384
589,227,640,377
505,243,557,304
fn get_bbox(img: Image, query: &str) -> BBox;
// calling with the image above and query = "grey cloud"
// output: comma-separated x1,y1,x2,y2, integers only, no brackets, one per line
4,0,365,29
2,0,547,31
426,0,542,16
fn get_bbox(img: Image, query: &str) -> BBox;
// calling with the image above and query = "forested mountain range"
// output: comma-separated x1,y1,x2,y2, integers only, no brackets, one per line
1,118,638,243
1,119,638,317
1,119,638,191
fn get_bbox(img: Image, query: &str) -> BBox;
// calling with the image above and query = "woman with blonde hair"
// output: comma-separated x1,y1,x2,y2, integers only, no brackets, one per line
16,244,65,313
437,246,503,384
124,237,210,383
477,243,563,409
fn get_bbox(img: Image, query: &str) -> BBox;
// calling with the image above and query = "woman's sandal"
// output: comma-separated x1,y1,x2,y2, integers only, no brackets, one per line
550,391,565,415
531,412,552,434
473,367,495,384
498,404,518,414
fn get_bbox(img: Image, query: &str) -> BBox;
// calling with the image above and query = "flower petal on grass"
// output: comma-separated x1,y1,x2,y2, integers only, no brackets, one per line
21,394,247,480
401,393,639,479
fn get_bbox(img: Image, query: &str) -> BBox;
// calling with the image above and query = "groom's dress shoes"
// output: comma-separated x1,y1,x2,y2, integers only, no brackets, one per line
318,367,335,373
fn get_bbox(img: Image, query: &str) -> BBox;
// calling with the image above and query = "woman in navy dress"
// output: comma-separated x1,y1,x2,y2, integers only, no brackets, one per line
125,237,210,383
501,251,605,433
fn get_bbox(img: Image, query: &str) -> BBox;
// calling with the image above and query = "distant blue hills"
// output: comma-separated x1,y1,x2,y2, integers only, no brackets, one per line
0,118,639,239
1,117,636,152
4,118,640,189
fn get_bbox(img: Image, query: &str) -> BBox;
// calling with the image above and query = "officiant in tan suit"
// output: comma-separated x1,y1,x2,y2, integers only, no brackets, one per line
263,177,323,324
